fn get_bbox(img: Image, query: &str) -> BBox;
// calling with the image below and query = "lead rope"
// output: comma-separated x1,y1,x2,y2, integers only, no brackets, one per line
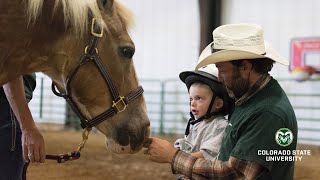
22,128,92,180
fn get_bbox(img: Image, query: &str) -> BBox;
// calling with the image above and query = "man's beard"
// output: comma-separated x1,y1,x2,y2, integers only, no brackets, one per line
223,67,250,99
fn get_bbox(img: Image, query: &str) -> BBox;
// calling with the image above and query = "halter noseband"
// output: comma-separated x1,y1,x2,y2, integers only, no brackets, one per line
51,17,144,129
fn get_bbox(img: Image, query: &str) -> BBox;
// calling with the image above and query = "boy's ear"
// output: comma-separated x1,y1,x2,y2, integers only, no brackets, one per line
215,98,224,110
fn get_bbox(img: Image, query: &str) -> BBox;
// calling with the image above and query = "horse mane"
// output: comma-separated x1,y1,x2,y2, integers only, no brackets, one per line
26,0,133,37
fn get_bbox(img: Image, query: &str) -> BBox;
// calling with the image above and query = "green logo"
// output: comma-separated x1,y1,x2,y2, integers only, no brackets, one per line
275,128,294,147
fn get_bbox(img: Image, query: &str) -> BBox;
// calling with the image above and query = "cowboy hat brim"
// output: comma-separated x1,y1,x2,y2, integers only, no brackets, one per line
196,42,289,70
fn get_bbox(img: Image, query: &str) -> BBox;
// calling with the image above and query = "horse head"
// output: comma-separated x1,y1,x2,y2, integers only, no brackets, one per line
0,0,150,154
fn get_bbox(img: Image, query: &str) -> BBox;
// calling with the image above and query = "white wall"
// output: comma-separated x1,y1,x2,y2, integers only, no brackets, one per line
222,0,320,78
121,0,200,80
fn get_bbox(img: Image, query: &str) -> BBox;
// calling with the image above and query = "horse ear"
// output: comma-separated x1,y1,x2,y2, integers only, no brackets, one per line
98,0,114,12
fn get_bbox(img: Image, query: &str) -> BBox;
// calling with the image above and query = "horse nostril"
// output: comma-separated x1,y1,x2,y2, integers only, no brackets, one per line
117,129,130,146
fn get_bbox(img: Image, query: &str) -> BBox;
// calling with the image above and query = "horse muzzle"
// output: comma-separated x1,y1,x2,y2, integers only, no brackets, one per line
106,124,150,154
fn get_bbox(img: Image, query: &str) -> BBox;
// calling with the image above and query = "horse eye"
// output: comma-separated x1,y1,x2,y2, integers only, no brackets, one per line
119,47,135,59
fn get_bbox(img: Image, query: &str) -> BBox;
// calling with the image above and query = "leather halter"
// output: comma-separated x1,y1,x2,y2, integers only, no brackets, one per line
51,18,144,129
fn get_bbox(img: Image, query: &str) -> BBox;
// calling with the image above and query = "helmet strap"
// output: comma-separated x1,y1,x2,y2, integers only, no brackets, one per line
184,111,220,136
207,95,216,114
185,95,218,136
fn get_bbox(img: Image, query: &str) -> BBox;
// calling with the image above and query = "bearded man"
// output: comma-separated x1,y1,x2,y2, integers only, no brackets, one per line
144,23,297,180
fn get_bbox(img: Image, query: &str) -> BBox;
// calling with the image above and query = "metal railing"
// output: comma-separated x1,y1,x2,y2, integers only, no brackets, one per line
29,76,320,145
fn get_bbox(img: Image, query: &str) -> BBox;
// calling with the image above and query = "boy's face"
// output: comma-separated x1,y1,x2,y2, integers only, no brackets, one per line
189,83,214,119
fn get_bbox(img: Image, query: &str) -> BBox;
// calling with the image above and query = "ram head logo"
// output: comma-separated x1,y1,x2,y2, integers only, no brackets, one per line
275,128,294,147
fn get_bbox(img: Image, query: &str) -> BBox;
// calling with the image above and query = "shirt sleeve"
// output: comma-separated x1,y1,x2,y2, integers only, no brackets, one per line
172,150,265,179
23,73,36,102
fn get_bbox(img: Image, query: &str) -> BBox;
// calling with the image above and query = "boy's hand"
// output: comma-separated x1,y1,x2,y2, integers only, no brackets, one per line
143,137,178,163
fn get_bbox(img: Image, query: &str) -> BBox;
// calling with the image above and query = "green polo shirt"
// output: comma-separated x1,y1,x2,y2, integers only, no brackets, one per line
218,78,297,180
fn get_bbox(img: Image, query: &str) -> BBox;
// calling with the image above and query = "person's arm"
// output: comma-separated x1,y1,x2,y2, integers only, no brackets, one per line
173,150,265,179
3,76,45,163
144,137,265,179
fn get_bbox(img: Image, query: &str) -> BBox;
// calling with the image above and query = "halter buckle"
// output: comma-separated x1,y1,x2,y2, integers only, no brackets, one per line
84,46,98,54
91,18,103,37
112,96,127,113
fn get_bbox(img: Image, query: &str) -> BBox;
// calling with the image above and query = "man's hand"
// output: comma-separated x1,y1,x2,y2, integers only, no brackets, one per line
143,137,178,163
22,128,45,163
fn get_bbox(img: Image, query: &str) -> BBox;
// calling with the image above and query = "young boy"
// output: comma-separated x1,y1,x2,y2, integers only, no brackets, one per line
174,64,234,160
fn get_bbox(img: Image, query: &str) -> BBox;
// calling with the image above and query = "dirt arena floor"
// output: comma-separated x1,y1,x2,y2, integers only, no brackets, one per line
26,130,320,180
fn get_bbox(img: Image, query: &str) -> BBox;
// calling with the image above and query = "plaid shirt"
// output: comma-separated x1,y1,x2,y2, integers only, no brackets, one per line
172,150,264,180
172,74,272,180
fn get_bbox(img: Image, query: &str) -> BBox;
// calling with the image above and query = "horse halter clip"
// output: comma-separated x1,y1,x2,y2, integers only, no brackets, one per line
51,17,144,129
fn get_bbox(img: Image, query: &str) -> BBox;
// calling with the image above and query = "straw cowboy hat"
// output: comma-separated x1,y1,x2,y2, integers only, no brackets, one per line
196,23,289,70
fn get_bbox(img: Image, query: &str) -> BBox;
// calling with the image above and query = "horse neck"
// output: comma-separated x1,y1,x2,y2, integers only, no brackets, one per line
0,0,70,85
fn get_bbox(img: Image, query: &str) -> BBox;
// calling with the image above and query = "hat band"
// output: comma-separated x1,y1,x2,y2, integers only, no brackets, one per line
210,43,266,55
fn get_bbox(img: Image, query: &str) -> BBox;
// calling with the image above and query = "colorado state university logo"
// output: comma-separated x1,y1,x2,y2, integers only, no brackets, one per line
275,128,294,147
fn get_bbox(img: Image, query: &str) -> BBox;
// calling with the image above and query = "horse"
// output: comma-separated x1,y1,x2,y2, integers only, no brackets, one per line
0,0,150,154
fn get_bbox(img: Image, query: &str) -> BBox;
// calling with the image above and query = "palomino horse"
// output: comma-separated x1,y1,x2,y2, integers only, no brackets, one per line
0,0,150,153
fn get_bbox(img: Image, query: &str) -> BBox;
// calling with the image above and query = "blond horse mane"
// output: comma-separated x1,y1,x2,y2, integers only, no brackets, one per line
26,0,133,37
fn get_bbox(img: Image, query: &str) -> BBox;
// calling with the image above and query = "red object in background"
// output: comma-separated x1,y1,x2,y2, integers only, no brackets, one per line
290,37,320,73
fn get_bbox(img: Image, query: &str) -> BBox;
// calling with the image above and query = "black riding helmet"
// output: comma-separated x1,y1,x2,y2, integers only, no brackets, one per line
179,65,234,117
180,65,234,136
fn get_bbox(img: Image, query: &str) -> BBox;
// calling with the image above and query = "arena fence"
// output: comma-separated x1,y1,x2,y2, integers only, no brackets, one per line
29,76,320,145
